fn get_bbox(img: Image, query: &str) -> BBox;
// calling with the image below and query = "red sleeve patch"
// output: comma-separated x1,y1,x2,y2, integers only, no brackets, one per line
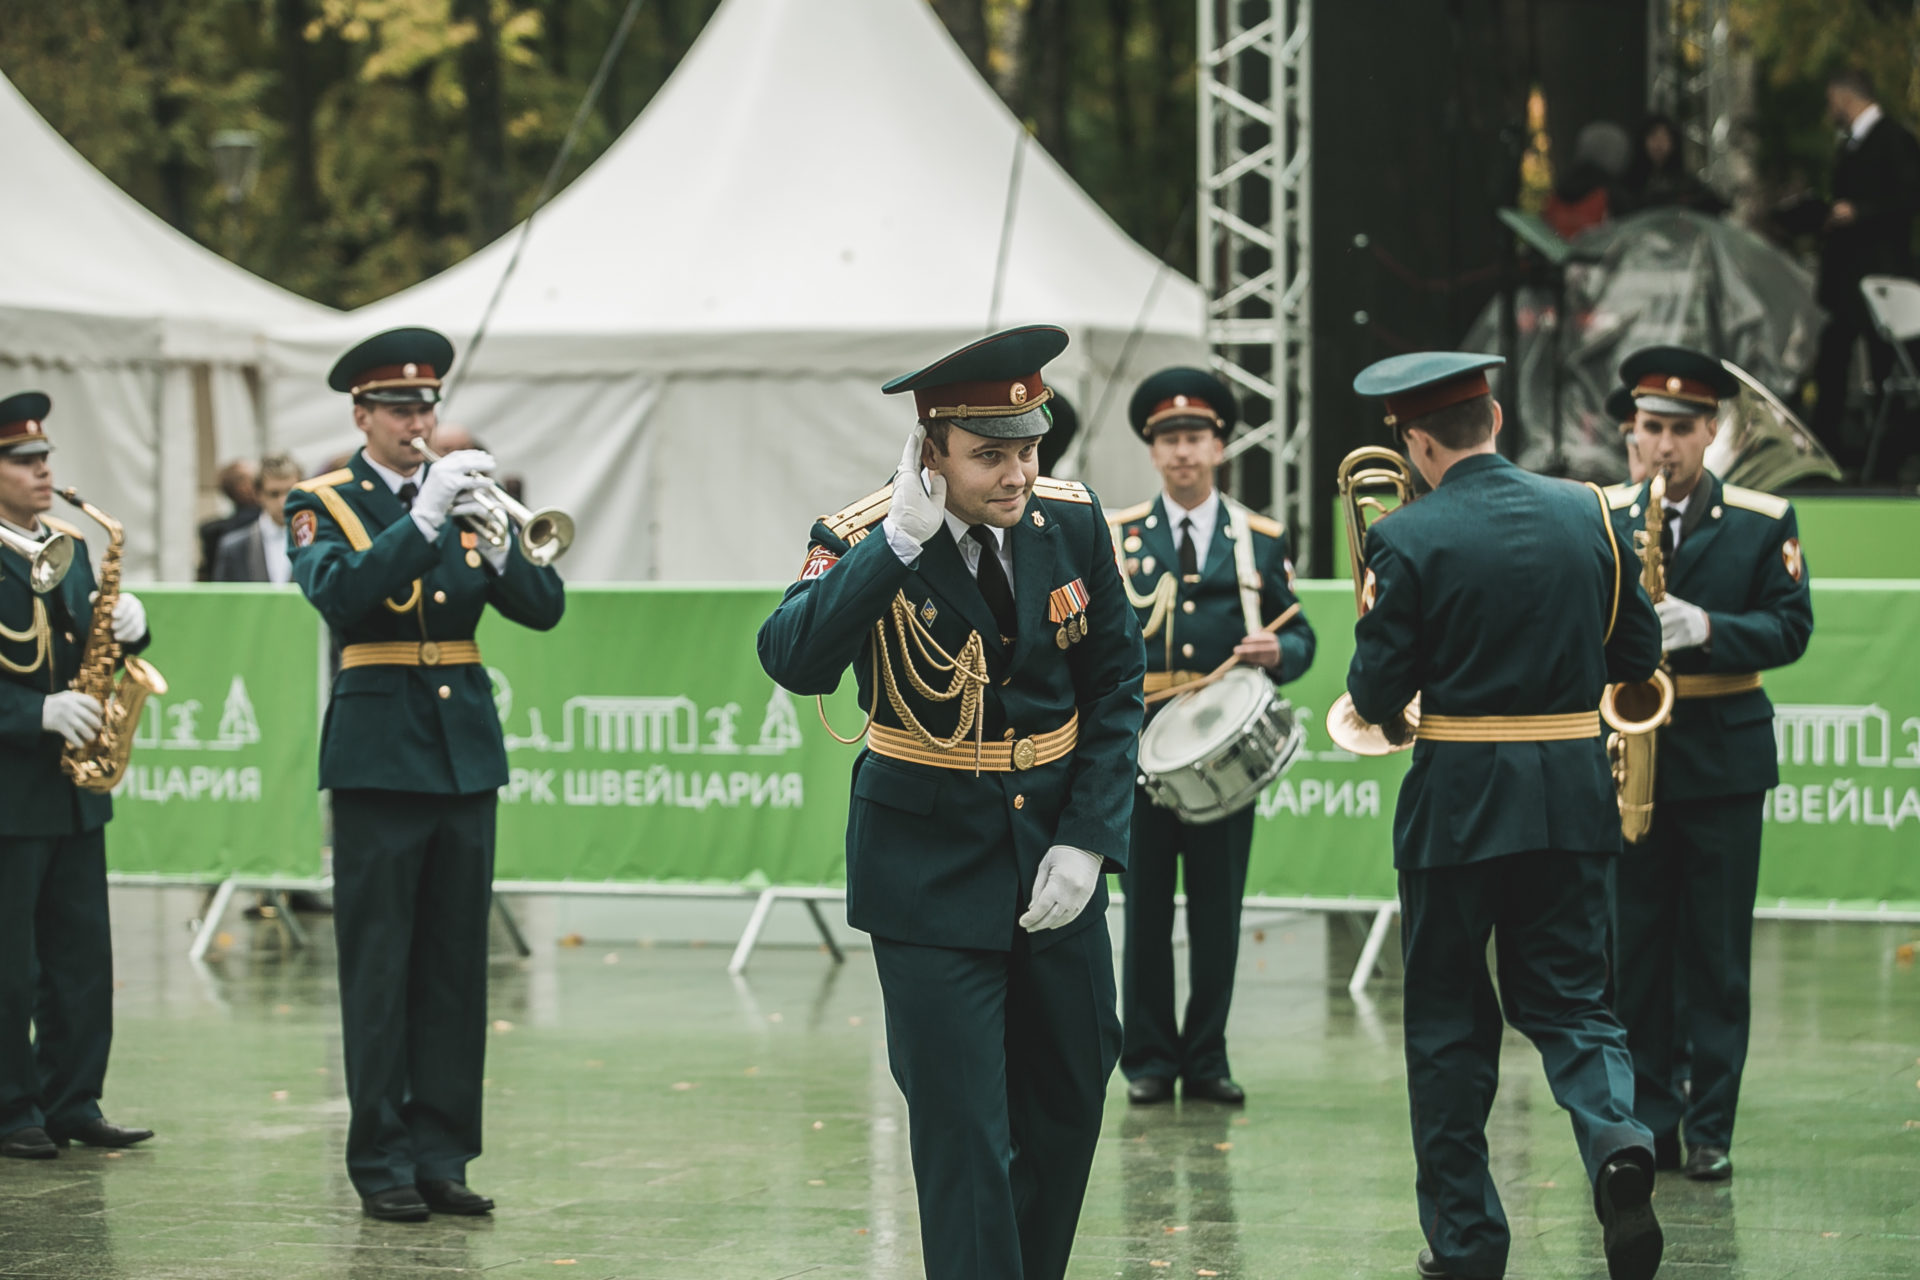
291,509,317,549
798,545,839,581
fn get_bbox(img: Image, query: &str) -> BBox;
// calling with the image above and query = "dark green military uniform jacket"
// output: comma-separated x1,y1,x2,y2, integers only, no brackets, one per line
1606,471,1813,802
757,478,1147,953
1347,453,1663,870
286,451,565,795
0,520,151,836
1106,494,1315,687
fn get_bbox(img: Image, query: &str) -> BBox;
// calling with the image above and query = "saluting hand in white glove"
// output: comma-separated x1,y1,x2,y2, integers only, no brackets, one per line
1019,845,1104,932
42,690,103,748
1656,595,1711,652
881,423,947,562
412,450,496,537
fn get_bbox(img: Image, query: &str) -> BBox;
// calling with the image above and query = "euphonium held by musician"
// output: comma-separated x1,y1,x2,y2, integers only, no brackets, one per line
0,390,156,1156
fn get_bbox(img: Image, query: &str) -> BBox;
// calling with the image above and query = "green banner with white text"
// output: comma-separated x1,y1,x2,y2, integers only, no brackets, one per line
104,581,1920,911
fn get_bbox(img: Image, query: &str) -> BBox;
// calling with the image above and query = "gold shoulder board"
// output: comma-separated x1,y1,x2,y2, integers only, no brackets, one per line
1721,484,1790,519
821,486,891,540
1605,483,1639,510
1105,499,1153,526
295,468,355,493
1033,477,1092,505
42,516,86,540
1244,511,1284,538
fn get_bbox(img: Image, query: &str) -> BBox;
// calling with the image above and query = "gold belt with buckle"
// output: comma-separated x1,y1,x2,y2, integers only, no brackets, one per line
1142,670,1205,694
1671,672,1762,699
868,712,1079,772
1415,711,1602,742
339,640,483,669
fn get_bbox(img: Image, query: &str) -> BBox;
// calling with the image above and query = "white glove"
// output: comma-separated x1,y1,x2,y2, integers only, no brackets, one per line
411,450,496,539
111,591,147,644
42,690,103,749
1019,845,1104,932
451,495,512,571
881,424,947,563
1656,595,1712,651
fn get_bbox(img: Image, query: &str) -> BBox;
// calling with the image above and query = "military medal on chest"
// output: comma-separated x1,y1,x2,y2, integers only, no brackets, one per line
1048,578,1091,648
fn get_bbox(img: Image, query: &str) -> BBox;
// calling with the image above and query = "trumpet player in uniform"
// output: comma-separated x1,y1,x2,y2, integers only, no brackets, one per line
1605,347,1813,1182
1344,354,1666,1280
758,327,1145,1280
1108,367,1314,1107
287,329,566,1220
0,392,155,1160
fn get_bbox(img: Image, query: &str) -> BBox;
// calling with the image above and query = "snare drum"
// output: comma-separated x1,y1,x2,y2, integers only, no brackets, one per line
1137,667,1305,824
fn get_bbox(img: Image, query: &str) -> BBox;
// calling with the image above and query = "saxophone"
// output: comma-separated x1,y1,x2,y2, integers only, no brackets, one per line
58,489,167,793
1598,470,1676,843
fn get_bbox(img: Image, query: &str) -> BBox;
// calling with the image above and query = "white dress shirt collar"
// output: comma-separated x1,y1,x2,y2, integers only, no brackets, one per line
361,449,422,495
0,516,45,541
1851,103,1885,146
259,511,293,585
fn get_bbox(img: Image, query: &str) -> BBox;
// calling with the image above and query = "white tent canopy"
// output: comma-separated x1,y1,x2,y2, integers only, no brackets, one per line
0,74,333,579
266,0,1205,583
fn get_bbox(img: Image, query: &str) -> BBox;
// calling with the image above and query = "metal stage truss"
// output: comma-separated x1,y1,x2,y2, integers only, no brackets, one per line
1648,0,1736,191
1198,0,1314,566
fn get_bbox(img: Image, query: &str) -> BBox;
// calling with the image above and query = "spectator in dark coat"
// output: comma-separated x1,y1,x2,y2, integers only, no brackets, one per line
196,460,258,581
1618,115,1728,217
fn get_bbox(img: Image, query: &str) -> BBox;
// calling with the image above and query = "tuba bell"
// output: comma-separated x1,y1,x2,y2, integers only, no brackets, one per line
1325,447,1423,756
1598,469,1676,842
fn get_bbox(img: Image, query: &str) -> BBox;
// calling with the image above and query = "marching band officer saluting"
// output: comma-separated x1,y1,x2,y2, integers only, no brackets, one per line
1606,346,1813,1183
1108,367,1314,1107
758,326,1145,1280
0,392,154,1160
286,329,565,1220
1345,354,1666,1280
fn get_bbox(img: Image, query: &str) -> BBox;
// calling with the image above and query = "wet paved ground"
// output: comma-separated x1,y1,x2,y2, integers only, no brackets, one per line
0,892,1914,1278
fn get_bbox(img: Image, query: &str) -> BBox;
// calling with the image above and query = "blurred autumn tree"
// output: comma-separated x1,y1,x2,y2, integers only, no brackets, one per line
0,0,1196,308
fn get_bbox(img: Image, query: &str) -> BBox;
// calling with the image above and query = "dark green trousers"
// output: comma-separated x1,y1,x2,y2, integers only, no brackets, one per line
1119,793,1254,1084
0,829,112,1139
871,920,1121,1280
331,789,496,1196
1612,792,1763,1151
1400,851,1651,1280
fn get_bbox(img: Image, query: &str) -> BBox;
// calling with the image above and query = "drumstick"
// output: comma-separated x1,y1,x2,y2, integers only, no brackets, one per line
1142,603,1303,706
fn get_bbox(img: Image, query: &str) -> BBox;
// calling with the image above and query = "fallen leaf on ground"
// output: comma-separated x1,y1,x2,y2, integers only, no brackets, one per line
671,1082,696,1091
552,1260,577,1266
744,1066,760,1076
855,1228,868,1235
585,1060,604,1069
1199,1271,1220,1277
812,1121,825,1130
849,1016,864,1026
1822,1232,1841,1239
769,1013,784,1023
1149,1262,1170,1270
1232,1117,1250,1126
557,933,584,947
272,1091,289,1101
104,1152,123,1159
1253,930,1265,943
808,1179,825,1186
1537,1181,1558,1188
1213,1142,1232,1151
492,1020,514,1033
274,1004,292,1015
603,953,620,964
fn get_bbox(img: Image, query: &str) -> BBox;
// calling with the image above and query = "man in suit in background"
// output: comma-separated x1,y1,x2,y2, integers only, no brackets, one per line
213,455,302,584
196,459,259,581
1810,68,1920,472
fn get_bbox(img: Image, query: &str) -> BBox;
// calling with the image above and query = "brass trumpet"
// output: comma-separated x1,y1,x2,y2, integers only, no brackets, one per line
0,521,74,594
410,437,574,566
1325,447,1423,756
1599,469,1675,842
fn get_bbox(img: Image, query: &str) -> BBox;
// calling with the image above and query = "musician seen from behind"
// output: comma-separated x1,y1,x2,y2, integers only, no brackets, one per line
1605,346,1812,1184
286,328,565,1221
1345,354,1666,1280
757,327,1145,1280
0,392,154,1161
1107,367,1314,1108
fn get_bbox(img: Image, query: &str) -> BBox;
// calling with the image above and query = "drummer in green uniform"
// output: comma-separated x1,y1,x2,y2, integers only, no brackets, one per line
1606,346,1813,1183
758,326,1145,1280
1346,353,1666,1280
286,328,566,1221
1107,367,1314,1107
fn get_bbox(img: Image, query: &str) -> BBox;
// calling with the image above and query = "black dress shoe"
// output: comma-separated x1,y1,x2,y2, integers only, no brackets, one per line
1652,1129,1681,1171
362,1187,431,1222
1597,1157,1664,1280
418,1179,494,1215
1415,1248,1457,1279
1,1127,58,1159
1684,1144,1732,1181
49,1119,153,1149
1126,1076,1175,1105
1183,1077,1246,1106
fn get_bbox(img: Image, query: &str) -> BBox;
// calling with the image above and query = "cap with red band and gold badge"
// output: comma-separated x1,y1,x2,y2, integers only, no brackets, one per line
327,327,456,405
1618,345,1739,418
1127,367,1239,442
0,392,54,458
882,325,1068,440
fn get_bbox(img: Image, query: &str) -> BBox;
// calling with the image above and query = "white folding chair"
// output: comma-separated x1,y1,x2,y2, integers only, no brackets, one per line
1859,274,1920,483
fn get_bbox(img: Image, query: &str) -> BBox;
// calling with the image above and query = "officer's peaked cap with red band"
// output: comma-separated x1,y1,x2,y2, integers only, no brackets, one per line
883,325,1068,440
1352,351,1505,429
1128,366,1239,442
328,327,456,404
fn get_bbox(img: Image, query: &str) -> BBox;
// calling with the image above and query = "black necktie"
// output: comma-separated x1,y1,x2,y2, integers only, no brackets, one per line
968,526,1017,644
1178,516,1199,577
397,481,418,510
1662,505,1680,558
